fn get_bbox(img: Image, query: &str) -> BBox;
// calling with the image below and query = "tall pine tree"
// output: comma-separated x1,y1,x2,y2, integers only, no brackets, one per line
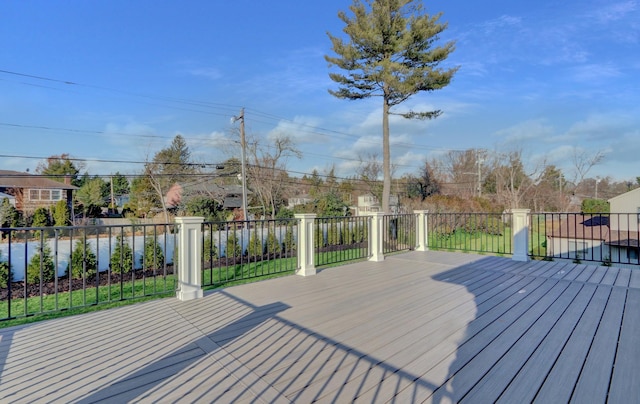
326,0,457,212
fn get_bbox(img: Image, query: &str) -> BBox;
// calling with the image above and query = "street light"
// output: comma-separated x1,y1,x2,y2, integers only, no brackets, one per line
231,108,248,221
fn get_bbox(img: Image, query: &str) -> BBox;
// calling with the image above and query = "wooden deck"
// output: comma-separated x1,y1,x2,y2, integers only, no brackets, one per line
1,251,639,403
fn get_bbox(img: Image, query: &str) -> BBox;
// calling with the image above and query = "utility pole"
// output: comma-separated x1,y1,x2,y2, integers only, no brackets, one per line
233,108,249,221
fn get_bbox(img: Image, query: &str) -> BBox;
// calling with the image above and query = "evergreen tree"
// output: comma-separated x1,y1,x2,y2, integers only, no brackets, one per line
66,239,97,279
140,238,165,270
26,243,56,284
326,0,457,212
31,207,51,227
0,197,21,228
0,250,13,288
52,200,71,227
76,177,106,218
110,236,133,273
265,231,281,255
247,231,264,257
36,154,82,186
225,233,242,258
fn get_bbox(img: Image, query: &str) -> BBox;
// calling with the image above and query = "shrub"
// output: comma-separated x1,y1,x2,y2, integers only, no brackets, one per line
110,236,133,273
327,222,340,246
341,220,353,245
283,228,296,252
352,221,368,243
140,238,165,270
0,251,13,288
26,244,55,284
314,223,325,248
66,239,97,279
202,235,219,263
265,231,281,255
225,233,242,257
52,200,71,227
247,231,264,257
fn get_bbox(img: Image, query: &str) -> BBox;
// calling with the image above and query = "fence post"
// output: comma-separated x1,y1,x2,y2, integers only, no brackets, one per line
415,210,429,252
295,213,317,276
175,216,204,301
511,209,530,262
369,212,385,262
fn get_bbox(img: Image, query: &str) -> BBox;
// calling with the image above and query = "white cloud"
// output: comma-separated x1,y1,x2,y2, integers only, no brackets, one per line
186,67,222,80
267,116,326,144
594,1,638,23
570,63,622,82
493,119,555,144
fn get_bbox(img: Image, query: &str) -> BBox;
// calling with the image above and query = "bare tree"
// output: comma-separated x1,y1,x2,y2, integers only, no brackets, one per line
355,152,383,198
247,134,301,219
486,149,546,210
572,147,604,185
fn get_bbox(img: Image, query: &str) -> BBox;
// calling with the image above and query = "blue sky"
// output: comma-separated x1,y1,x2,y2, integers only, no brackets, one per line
1,0,639,184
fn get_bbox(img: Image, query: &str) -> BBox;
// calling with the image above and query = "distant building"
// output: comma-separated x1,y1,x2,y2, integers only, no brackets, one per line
546,187,640,265
355,194,400,215
0,169,77,215
287,194,313,209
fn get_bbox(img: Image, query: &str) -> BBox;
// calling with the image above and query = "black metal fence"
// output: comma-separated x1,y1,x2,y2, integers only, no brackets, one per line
0,223,177,321
314,216,370,266
383,214,416,254
530,212,640,266
201,218,298,287
427,212,512,256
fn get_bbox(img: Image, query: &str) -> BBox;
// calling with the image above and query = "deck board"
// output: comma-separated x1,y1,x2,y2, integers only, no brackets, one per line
0,251,638,403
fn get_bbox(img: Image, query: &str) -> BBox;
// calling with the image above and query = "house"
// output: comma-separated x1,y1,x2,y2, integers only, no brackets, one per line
606,187,640,263
0,170,77,215
355,194,400,215
164,181,247,211
287,194,313,209
546,188,640,265
546,214,609,262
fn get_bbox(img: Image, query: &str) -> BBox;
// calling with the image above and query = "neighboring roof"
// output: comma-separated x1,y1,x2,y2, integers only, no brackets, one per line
0,192,15,199
608,187,640,203
0,170,78,190
547,214,610,241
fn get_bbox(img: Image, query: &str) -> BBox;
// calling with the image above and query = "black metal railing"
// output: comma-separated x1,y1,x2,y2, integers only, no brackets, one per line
201,218,298,287
0,222,177,321
383,214,416,254
530,212,640,266
314,216,370,267
427,212,512,256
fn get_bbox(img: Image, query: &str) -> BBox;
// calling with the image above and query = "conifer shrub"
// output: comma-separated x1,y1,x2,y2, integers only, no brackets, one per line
110,236,133,273
26,244,55,284
66,239,97,279
140,238,165,270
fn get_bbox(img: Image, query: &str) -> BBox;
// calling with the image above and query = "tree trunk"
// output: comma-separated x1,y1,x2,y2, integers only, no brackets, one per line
382,94,391,214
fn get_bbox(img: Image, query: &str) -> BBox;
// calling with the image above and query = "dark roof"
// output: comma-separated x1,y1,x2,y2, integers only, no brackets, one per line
0,170,78,190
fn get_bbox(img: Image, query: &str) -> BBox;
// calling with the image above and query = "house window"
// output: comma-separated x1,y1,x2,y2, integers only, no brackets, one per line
28,189,63,202
629,248,639,262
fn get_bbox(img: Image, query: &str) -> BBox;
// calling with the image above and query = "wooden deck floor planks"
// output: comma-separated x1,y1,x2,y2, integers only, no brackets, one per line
0,251,638,403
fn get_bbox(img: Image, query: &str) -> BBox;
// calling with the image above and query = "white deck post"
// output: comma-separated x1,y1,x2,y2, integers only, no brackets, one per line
295,213,317,276
415,210,429,252
369,212,385,262
511,209,531,262
175,216,204,301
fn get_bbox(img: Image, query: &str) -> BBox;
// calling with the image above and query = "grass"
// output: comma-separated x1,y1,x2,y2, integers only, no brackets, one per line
1,249,371,329
428,228,514,255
